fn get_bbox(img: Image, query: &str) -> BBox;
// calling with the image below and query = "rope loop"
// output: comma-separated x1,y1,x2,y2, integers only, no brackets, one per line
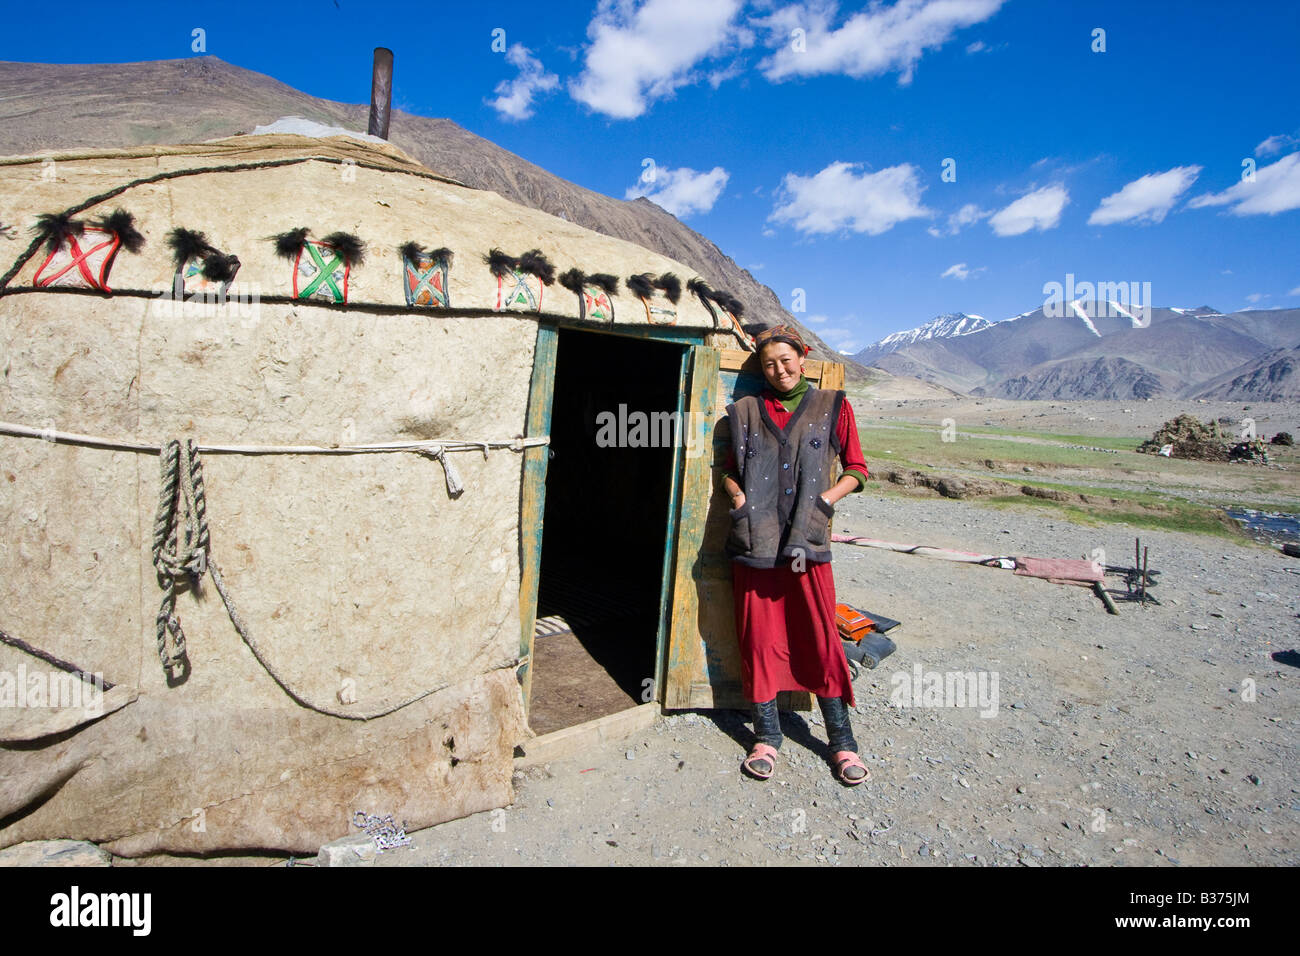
151,438,210,672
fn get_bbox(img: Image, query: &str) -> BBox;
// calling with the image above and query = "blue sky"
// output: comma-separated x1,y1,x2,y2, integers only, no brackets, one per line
4,0,1299,352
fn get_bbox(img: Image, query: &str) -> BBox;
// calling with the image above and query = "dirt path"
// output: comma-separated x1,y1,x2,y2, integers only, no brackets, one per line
373,492,1299,867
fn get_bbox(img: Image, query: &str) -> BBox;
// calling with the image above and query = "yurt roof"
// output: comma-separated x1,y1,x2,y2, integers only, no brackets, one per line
0,133,740,335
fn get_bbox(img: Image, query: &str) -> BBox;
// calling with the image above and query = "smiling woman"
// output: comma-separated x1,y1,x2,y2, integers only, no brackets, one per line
720,324,872,786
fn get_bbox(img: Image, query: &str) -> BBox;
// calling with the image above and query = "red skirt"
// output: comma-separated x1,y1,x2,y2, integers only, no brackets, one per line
731,561,854,706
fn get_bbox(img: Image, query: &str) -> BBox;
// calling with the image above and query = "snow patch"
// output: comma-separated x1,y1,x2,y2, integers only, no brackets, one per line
1107,300,1141,326
250,116,387,145
1069,300,1102,337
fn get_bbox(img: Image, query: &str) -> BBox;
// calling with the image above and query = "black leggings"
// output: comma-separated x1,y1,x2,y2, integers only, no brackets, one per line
752,696,858,753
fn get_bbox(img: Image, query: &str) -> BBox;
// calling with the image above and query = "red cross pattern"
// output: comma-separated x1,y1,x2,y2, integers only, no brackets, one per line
33,227,122,291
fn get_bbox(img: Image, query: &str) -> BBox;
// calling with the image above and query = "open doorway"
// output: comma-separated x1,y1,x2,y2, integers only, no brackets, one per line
528,328,685,735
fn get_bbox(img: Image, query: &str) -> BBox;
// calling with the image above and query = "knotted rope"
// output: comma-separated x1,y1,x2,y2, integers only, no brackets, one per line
152,439,209,672
5,419,540,713
143,437,518,716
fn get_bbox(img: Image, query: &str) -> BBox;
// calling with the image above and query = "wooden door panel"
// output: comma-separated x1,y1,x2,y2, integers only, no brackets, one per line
517,324,559,711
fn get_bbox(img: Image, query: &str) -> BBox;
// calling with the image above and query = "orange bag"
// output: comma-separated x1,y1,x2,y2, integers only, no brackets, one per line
835,604,875,643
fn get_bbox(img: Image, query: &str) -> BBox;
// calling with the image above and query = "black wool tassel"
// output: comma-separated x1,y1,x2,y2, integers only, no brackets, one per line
31,211,84,253
272,227,311,261
484,248,517,277
517,248,556,285
399,241,426,265
714,291,745,318
166,228,214,268
687,276,713,301
626,273,656,300
96,209,145,253
586,273,620,295
201,253,241,284
558,267,586,296
655,272,681,304
401,242,452,266
320,231,365,268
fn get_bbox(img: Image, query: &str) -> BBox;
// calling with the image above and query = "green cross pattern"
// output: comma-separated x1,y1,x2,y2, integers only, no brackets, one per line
298,242,346,302
504,271,537,310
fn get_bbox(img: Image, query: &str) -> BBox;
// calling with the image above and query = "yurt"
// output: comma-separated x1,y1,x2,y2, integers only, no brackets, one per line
0,131,845,855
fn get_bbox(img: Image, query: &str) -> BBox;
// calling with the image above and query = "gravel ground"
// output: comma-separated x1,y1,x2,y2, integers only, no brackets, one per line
373,492,1299,867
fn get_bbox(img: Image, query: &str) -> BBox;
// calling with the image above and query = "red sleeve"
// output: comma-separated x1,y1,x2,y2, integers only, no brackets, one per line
836,398,869,486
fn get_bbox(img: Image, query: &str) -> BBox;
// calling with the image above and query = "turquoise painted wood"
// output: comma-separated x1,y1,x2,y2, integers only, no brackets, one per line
517,322,559,710
652,347,692,700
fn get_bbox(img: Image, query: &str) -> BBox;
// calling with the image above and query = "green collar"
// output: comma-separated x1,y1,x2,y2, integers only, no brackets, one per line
768,374,810,411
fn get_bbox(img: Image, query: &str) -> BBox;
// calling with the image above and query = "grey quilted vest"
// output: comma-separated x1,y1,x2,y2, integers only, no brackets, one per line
725,388,844,567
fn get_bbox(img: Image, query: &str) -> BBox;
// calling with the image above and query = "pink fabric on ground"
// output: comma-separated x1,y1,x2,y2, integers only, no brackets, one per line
1013,557,1105,583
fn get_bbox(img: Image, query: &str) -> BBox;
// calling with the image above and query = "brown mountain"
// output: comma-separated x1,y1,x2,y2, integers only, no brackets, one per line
0,56,855,371
1189,347,1300,402
861,303,1299,400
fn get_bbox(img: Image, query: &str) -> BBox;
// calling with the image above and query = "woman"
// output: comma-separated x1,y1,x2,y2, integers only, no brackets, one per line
721,325,870,785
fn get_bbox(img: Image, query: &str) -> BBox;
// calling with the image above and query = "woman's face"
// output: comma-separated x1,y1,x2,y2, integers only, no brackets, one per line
759,341,803,393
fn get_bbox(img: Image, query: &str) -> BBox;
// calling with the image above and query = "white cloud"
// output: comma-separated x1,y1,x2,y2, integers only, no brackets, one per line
1187,153,1300,216
769,161,932,235
1256,133,1298,157
805,313,829,324
941,262,984,280
758,0,1006,83
820,326,859,351
570,0,744,119
707,61,746,89
988,184,1069,236
1245,292,1268,304
626,165,730,217
928,201,991,236
1087,165,1201,226
965,40,987,54
487,45,560,121
1288,286,1300,296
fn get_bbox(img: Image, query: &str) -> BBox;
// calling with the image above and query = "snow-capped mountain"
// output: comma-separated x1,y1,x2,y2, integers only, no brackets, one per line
854,302,1300,400
854,312,993,365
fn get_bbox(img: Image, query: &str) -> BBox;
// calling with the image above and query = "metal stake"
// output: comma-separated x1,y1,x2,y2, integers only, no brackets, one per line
1141,546,1149,607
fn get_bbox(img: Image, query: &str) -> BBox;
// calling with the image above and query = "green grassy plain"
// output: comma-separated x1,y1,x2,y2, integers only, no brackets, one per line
852,416,1298,541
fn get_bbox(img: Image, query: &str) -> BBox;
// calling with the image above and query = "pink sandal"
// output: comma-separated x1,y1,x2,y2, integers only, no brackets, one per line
742,743,778,780
831,751,870,785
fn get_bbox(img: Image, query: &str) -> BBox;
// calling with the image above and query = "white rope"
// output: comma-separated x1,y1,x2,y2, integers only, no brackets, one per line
1,420,547,499
831,533,1008,565
0,420,548,456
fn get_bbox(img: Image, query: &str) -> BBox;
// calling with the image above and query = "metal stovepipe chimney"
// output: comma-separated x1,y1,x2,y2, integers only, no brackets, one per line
367,47,394,140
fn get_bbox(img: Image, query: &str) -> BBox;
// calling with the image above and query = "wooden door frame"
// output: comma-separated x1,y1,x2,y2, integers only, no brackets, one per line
517,322,706,716
517,322,559,710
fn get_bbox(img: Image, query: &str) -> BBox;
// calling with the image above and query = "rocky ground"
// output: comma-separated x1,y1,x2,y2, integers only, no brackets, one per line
360,491,1298,868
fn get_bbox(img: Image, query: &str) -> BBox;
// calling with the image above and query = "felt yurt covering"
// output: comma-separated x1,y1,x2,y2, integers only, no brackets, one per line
0,134,742,855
